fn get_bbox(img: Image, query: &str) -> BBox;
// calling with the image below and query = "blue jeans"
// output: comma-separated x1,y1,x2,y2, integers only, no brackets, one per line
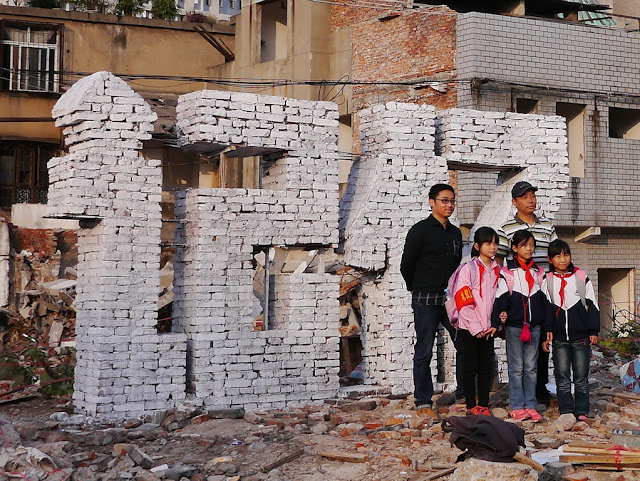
506,325,541,410
412,302,464,406
553,338,591,416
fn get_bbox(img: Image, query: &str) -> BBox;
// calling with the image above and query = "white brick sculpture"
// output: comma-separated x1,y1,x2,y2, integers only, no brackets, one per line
437,109,569,229
46,72,569,415
340,105,569,395
339,102,449,395
173,90,341,410
48,72,187,417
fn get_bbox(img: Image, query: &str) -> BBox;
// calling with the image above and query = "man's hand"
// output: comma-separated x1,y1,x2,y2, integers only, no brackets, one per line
590,335,598,346
499,311,507,323
542,332,553,352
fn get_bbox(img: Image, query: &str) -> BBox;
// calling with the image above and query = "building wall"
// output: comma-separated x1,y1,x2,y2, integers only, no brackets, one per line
456,11,640,320
215,0,334,105
0,5,233,143
456,11,640,229
333,5,458,113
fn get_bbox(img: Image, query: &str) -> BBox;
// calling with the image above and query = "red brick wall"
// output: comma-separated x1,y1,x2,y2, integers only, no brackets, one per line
8,226,78,257
333,5,458,111
9,226,57,256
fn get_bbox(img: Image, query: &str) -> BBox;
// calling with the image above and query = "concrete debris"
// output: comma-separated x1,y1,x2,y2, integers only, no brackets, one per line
4,358,640,481
550,413,576,433
208,408,245,420
449,458,538,481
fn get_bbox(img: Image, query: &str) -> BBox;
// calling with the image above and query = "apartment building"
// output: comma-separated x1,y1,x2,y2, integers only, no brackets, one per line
0,5,233,221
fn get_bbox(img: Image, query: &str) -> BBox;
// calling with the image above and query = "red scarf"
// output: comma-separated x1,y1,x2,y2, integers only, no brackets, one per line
514,256,535,343
515,256,535,295
476,259,500,298
553,269,575,317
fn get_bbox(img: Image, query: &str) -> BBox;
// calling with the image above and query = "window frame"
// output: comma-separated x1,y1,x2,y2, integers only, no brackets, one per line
0,141,59,211
0,19,64,93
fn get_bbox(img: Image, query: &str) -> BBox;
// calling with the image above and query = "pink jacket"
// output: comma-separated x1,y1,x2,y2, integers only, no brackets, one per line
454,257,501,336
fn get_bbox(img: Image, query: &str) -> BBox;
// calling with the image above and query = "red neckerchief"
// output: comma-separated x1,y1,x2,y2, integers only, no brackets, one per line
553,267,577,317
514,256,535,295
476,259,500,298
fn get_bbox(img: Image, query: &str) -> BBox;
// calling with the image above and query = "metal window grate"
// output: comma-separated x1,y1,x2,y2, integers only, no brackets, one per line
4,26,60,92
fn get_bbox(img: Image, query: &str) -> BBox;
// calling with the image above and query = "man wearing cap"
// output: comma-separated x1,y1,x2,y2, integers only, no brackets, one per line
496,181,558,405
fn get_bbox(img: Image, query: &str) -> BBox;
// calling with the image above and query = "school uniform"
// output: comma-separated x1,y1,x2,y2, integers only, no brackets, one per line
543,264,600,416
492,258,549,410
496,214,558,402
454,257,500,409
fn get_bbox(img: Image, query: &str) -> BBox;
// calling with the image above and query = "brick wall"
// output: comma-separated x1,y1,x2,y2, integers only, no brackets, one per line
49,72,187,418
334,6,458,110
456,12,640,229
9,226,57,255
174,89,341,410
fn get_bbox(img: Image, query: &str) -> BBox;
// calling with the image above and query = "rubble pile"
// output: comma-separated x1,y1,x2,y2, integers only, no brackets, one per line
5,248,77,349
0,342,635,481
0,260,77,399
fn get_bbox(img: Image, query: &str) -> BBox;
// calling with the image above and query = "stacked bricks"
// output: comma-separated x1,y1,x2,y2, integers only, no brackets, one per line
48,72,186,417
436,109,569,220
173,90,341,410
176,90,340,196
340,102,452,395
44,72,570,415
340,104,568,395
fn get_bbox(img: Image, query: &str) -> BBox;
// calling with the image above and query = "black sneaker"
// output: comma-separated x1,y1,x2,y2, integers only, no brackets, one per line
436,393,456,406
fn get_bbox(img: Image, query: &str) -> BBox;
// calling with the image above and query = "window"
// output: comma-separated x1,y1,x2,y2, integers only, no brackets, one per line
556,102,586,178
0,141,57,212
1,22,61,93
609,107,640,140
516,98,538,114
219,0,240,15
260,0,287,63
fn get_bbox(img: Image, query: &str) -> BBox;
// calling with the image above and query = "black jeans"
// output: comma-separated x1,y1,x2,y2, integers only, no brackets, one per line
412,302,464,406
553,338,591,416
459,328,494,409
536,334,551,402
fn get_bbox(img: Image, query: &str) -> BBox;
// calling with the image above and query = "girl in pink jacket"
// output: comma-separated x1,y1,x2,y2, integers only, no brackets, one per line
452,227,500,416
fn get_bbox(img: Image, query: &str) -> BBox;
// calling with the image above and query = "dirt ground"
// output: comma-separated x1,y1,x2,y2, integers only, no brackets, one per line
0,388,639,481
1,346,640,480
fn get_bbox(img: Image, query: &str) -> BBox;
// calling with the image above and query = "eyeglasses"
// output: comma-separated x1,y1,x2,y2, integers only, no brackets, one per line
435,198,456,205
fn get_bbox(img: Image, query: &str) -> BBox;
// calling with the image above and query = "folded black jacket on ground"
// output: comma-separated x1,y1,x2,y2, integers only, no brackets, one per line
442,415,526,462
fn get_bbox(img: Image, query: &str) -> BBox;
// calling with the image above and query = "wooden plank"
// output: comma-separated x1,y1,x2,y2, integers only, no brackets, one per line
567,441,622,450
590,465,640,471
514,452,544,472
261,448,305,473
564,446,640,456
598,389,640,402
560,454,640,464
420,467,456,480
319,451,369,463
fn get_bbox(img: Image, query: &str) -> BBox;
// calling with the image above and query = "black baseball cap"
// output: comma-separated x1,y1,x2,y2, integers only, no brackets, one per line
511,181,538,198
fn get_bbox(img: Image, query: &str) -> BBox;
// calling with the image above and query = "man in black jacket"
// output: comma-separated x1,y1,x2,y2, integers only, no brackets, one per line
401,183,463,418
